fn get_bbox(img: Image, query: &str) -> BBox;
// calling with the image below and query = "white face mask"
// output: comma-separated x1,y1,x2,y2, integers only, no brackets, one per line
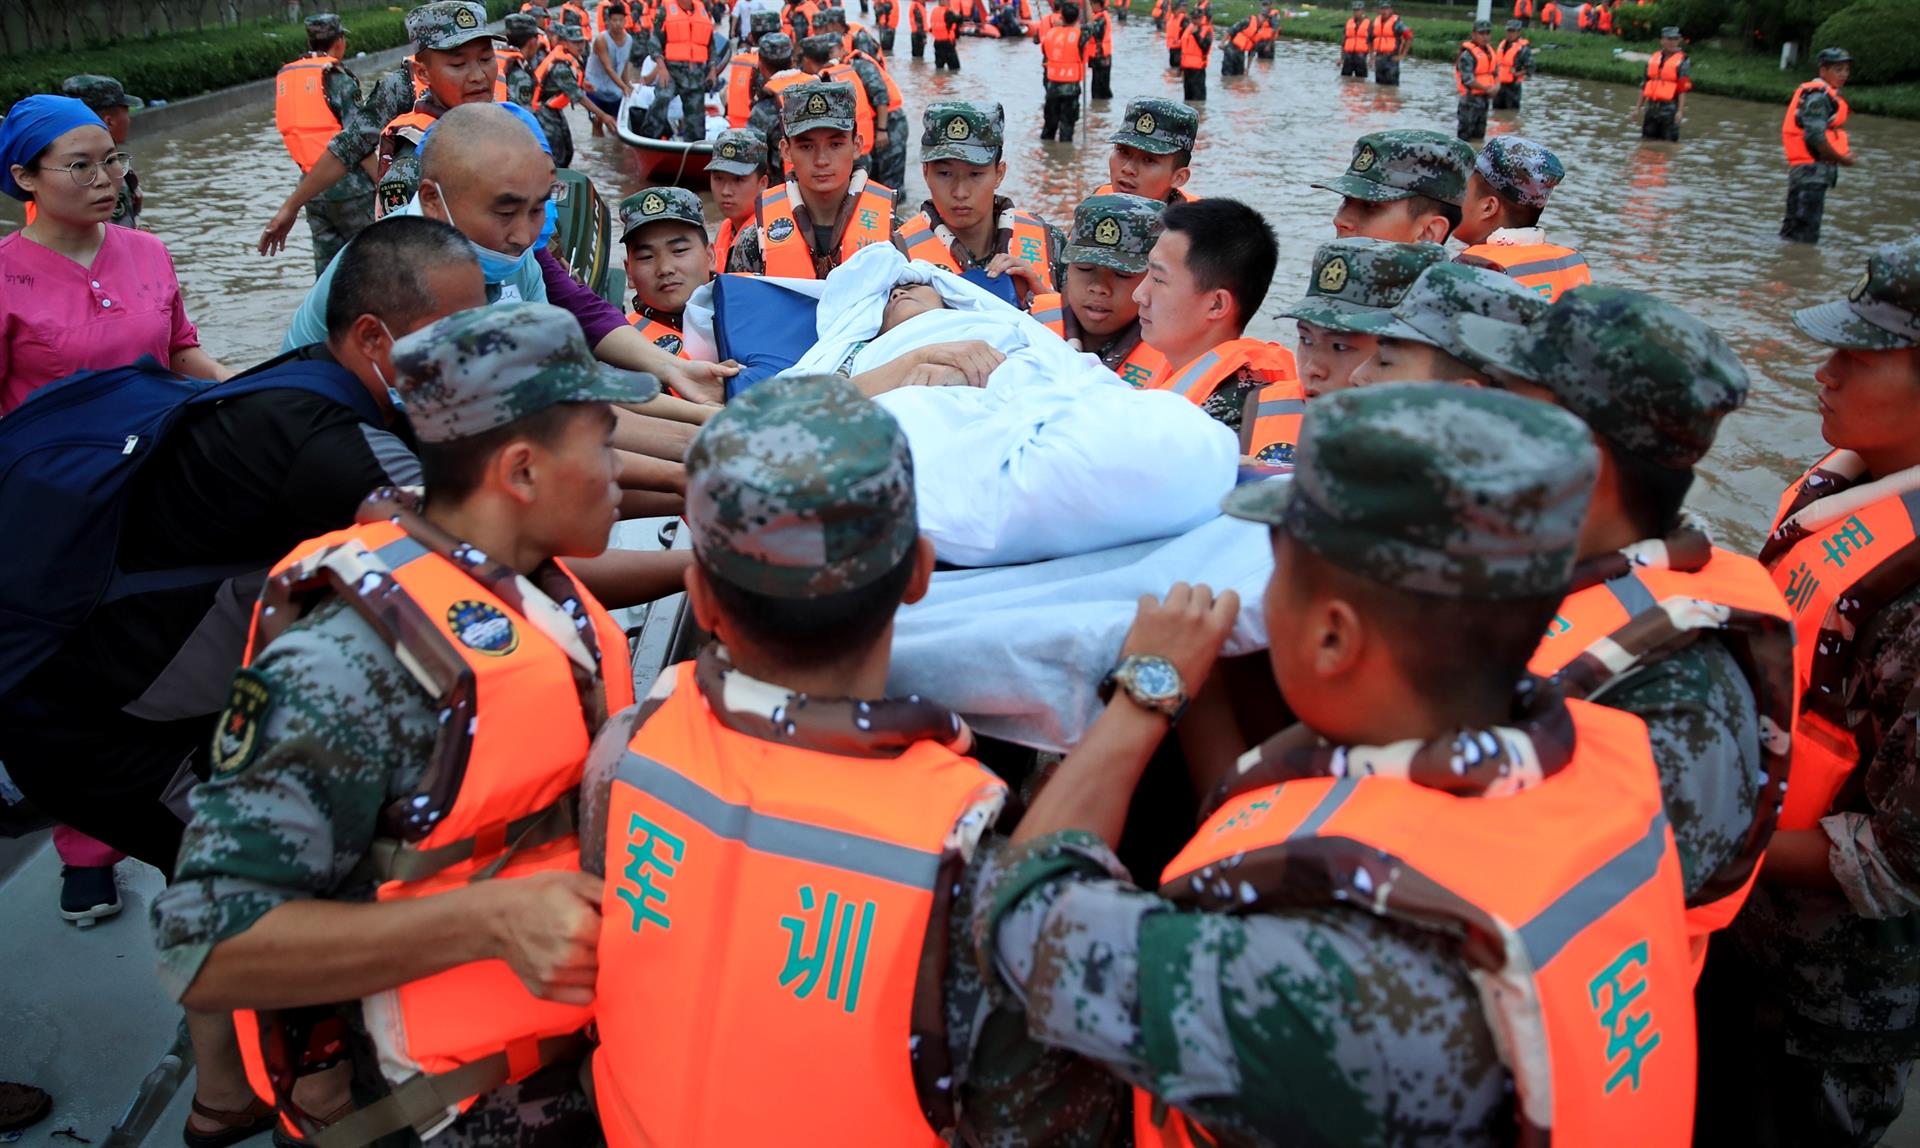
431,184,538,285
373,319,405,411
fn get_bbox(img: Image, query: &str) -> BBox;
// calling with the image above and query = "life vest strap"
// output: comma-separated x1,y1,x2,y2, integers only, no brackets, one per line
303,1033,590,1148
350,790,580,886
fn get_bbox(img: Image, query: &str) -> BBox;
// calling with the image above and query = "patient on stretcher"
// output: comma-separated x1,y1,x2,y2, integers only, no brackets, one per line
845,284,1011,394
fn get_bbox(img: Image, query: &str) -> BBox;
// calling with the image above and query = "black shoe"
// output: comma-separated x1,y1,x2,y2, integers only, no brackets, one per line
60,864,122,926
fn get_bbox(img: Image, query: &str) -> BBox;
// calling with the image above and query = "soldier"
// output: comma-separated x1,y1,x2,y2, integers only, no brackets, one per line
1163,0,1185,69
977,382,1695,1148
1086,0,1116,100
708,128,769,269
909,0,929,57
1453,136,1593,303
1253,0,1279,58
539,21,622,166
1697,235,1920,1147
582,374,1131,1147
1780,46,1857,246
1315,128,1472,244
898,102,1063,303
619,187,713,358
1632,26,1690,143
874,0,898,51
149,302,665,1148
746,33,804,149
380,3,506,214
1218,15,1253,77
1344,260,1546,387
1455,19,1499,143
1492,18,1533,110
501,11,547,106
848,29,908,187
1038,4,1093,143
726,82,898,277
931,0,963,70
267,17,377,275
59,74,142,230
1369,0,1411,86
1176,2,1212,100
647,0,719,143
797,34,876,163
1095,97,1198,204
1278,237,1444,401
1028,193,1170,388
1339,0,1370,78
1458,286,1793,976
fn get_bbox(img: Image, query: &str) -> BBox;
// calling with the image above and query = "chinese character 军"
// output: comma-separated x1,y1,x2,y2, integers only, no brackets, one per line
616,813,684,933
1821,514,1876,569
778,885,876,1014
1589,940,1662,1094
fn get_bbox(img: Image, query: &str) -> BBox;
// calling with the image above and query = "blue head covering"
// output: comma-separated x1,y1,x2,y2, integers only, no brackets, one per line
417,102,559,250
0,95,109,201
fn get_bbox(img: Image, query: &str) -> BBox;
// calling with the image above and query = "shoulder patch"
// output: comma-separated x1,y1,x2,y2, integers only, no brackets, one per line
212,669,276,775
767,215,797,243
448,599,521,655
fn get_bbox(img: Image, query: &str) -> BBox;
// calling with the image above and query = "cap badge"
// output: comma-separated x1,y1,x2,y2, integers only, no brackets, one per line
720,142,739,158
1317,256,1351,293
1135,111,1156,135
946,115,970,140
1849,271,1872,303
642,191,667,215
453,6,479,28
1094,217,1121,246
806,91,829,116
1352,143,1377,172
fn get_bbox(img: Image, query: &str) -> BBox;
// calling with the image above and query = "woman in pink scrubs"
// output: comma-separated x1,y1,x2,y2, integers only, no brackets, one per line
1,95,229,414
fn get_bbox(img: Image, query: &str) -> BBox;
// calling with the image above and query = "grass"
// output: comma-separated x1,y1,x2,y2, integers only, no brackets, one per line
1203,3,1920,118
0,0,519,114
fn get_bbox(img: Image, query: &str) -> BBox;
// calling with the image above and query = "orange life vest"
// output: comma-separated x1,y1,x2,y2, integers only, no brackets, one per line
850,49,903,115
1494,36,1528,82
1164,9,1184,48
232,516,633,1145
1178,18,1209,67
1147,336,1298,408
1456,40,1497,94
899,208,1055,292
1456,242,1592,303
1576,2,1594,28
1239,379,1305,466
753,178,896,278
1782,78,1850,166
1091,8,1115,55
1342,14,1370,51
713,213,746,272
1029,293,1168,387
929,0,955,39
910,0,929,32
725,52,759,126
1540,2,1561,27
1596,2,1613,32
1042,23,1087,81
1370,13,1402,53
1529,549,1795,972
663,0,716,61
1761,453,1919,829
376,109,440,194
1514,0,1534,15
1642,49,1686,102
1229,21,1256,52
1136,700,1695,1148
818,61,877,153
626,311,690,357
877,0,902,28
557,0,592,27
533,45,581,108
1092,181,1199,204
274,56,343,174
591,660,1006,1148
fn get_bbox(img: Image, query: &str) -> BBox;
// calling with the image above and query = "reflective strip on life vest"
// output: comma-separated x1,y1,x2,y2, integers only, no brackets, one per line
1457,243,1592,303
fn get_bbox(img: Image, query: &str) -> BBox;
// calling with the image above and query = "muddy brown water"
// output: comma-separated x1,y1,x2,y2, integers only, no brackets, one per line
6,26,1919,550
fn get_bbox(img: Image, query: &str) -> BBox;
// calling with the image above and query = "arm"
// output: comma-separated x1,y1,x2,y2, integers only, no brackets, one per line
847,340,1007,395
536,248,734,402
614,405,697,462
172,346,234,382
1800,91,1853,166
567,548,696,609
259,67,407,256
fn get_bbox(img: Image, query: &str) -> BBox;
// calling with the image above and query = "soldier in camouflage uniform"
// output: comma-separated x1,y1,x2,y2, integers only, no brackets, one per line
1037,3,1093,143
1338,260,1547,386
618,186,712,354
533,22,594,168
1458,287,1794,927
726,83,901,276
648,0,720,143
1032,193,1166,385
1314,128,1472,245
375,2,505,215
58,74,142,230
1455,20,1498,143
1280,237,1444,397
898,102,1065,300
974,382,1690,1145
1697,236,1920,1148
746,32,799,152
502,12,545,106
1780,46,1859,245
579,374,1130,1146
151,303,661,1148
1100,97,1196,204
850,29,908,188
797,32,889,170
1633,26,1691,142
1492,18,1533,110
267,16,379,275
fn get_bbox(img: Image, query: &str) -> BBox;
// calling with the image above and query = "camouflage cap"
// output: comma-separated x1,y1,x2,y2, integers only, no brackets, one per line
708,127,769,176
750,9,783,33
59,74,140,111
1061,193,1164,273
1792,236,1920,351
784,80,856,135
1109,97,1198,157
686,374,918,598
1505,18,1523,30
1817,46,1853,66
920,101,1004,165
503,12,542,34
1350,1,1364,9
554,20,589,41
1661,25,1682,37
1474,136,1564,208
1354,263,1551,372
619,186,706,242
305,13,350,37
391,302,661,443
821,5,849,25
407,1,494,50
760,31,795,58
1472,18,1491,32
1280,238,1446,330
1457,286,1749,470
1223,383,1596,600
1312,130,1473,207
800,31,843,59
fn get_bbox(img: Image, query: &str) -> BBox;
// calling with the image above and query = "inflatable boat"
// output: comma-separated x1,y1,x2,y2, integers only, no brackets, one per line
614,87,715,184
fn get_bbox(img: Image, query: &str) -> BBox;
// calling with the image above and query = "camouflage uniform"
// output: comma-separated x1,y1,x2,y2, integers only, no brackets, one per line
277,19,380,274
1640,47,1690,142
1492,19,1533,110
151,304,658,1148
1371,0,1408,86
1311,129,1473,213
1339,0,1368,77
1052,193,1163,380
1697,238,1920,1148
1219,17,1249,75
905,103,1066,282
1085,2,1114,98
1781,47,1854,245
1455,23,1494,142
1457,287,1777,905
850,33,906,187
536,24,589,166
747,35,797,154
574,376,1130,1145
975,383,1607,1146
58,74,144,229
725,83,900,275
377,3,498,211
502,13,545,106
649,0,716,142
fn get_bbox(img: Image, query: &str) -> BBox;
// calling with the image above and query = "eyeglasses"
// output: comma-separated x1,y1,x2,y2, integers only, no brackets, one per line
37,152,134,188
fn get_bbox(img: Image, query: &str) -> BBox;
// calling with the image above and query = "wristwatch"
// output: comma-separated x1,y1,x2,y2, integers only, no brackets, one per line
1098,654,1189,723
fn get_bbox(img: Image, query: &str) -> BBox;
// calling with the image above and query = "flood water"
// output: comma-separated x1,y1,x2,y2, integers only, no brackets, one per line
8,25,1920,550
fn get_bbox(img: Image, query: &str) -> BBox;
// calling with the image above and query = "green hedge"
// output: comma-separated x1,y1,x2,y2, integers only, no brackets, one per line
0,0,516,114
1611,0,1734,41
1814,0,1920,85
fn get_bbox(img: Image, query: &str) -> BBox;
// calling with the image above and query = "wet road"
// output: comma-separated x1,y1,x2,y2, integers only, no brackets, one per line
7,24,1919,548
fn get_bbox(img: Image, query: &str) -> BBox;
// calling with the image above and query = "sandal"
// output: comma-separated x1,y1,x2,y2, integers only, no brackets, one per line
183,1095,277,1148
0,1082,52,1134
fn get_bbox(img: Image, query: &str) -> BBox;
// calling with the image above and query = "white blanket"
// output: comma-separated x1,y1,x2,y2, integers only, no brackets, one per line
784,244,1240,566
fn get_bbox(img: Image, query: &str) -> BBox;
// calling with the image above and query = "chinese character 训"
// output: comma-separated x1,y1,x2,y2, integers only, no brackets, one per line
1784,562,1822,614
778,885,876,1014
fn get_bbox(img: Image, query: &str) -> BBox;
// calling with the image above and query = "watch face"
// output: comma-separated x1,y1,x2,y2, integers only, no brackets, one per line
1131,658,1180,700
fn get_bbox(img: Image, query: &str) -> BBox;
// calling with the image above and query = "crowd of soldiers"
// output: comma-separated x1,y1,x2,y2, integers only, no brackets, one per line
1,1,1916,1146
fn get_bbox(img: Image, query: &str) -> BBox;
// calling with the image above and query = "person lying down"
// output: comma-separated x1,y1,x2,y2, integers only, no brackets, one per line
779,242,1239,567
